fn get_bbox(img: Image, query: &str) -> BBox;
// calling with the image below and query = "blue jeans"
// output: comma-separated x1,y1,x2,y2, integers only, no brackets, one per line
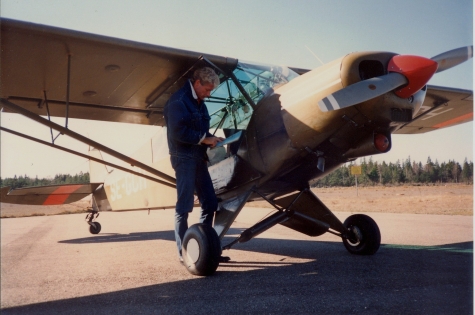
171,156,218,256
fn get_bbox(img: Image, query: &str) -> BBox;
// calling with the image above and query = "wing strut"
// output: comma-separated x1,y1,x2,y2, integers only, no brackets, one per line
0,126,176,189
45,54,72,143
0,98,176,186
43,90,56,143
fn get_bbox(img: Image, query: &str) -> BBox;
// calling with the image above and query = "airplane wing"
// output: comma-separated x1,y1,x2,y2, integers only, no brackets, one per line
393,85,473,134
0,18,238,126
0,183,101,205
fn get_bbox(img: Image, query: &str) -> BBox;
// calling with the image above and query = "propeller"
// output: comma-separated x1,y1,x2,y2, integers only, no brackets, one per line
431,46,473,73
318,72,407,112
318,46,473,113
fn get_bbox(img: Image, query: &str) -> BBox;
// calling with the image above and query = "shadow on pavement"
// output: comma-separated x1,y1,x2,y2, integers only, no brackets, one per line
57,227,247,244
3,236,472,315
59,230,176,244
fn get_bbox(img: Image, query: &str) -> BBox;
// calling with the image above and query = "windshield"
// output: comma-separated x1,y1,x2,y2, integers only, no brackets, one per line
205,61,299,132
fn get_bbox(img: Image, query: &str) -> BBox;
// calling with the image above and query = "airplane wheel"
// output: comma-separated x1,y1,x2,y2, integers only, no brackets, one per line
89,222,102,234
342,214,380,255
182,223,221,276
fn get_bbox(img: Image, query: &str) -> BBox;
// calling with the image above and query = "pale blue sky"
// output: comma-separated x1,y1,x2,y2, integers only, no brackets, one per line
1,0,473,178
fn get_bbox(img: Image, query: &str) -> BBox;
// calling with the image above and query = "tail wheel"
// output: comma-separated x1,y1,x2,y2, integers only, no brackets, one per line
182,223,221,276
343,214,380,255
89,222,102,234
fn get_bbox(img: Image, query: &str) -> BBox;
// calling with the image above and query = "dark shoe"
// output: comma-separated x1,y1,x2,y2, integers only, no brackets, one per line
219,256,230,263
179,256,184,265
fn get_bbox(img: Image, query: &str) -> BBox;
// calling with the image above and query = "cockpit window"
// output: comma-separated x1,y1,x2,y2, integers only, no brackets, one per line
205,62,299,131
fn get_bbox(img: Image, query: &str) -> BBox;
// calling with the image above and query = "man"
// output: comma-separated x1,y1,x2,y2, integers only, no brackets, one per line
163,67,224,264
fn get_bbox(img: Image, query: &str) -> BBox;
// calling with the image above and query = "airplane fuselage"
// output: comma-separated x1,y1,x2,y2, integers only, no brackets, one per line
92,51,436,211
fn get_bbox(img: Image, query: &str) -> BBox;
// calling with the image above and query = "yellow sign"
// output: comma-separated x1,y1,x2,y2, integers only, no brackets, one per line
350,165,362,175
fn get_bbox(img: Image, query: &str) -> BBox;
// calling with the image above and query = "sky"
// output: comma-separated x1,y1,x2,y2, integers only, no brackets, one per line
0,0,473,178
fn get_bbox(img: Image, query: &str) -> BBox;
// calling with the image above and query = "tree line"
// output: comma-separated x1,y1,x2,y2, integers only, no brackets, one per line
1,156,473,190
1,172,90,190
313,157,473,187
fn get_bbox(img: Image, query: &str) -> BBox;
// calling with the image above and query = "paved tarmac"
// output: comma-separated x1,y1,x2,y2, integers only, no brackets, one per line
1,207,473,314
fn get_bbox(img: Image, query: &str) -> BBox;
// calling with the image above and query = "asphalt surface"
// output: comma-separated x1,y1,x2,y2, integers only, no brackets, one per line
1,207,473,314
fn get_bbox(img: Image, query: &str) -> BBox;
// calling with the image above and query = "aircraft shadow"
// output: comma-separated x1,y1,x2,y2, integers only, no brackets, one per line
5,237,472,314
58,230,176,244
57,227,246,244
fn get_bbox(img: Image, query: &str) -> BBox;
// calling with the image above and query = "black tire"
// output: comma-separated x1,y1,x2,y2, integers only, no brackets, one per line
182,223,221,276
342,214,380,255
89,222,102,235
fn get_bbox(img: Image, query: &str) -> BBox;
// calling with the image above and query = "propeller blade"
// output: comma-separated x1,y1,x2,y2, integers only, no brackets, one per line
318,72,407,112
431,46,473,73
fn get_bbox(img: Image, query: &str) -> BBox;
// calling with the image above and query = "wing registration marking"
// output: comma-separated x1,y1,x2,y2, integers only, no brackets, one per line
420,106,453,120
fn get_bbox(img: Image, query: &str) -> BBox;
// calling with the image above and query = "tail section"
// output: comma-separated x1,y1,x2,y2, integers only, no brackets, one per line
0,148,107,206
89,147,110,183
0,183,101,205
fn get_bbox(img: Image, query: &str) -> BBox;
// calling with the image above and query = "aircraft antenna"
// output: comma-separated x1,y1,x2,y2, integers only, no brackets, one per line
305,45,324,66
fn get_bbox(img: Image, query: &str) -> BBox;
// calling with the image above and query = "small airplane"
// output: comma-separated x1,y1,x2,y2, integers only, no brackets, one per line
1,18,472,276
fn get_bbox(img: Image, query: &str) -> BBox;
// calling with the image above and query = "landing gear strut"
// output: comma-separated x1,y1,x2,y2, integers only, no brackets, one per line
222,189,381,256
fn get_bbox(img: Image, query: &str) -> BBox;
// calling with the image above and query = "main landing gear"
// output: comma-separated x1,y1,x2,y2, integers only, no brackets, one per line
179,189,381,277
218,207,381,258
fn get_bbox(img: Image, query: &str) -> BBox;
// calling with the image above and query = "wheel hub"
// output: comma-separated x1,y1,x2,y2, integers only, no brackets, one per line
347,226,363,246
186,238,200,263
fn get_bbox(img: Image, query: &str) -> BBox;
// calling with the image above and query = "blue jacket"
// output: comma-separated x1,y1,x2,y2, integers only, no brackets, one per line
164,80,212,160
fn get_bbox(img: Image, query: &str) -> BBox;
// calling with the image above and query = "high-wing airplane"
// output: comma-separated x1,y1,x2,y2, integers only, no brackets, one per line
1,19,473,276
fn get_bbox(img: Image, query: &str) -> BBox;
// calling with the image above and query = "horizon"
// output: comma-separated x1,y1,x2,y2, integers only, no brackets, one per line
1,155,472,180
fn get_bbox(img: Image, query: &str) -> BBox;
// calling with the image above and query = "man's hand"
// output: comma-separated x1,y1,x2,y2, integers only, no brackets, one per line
201,136,224,148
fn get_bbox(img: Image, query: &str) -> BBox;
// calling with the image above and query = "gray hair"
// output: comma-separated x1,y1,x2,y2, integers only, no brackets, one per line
192,67,220,88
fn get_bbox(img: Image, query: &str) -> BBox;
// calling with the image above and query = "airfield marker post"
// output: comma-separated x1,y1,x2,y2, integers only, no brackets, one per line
350,165,362,196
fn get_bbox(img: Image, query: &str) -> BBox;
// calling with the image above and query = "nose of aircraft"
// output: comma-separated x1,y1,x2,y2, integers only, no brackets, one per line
387,55,438,98
317,47,471,113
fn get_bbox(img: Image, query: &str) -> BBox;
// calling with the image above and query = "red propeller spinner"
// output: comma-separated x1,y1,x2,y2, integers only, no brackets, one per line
388,55,438,98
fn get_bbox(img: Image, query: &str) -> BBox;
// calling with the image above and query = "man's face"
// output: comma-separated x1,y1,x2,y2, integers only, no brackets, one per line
193,80,215,101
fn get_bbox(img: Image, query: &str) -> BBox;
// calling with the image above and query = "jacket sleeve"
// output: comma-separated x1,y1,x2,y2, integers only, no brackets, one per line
166,99,203,145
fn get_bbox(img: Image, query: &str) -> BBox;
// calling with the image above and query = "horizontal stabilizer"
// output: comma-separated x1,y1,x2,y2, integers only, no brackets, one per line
0,183,101,205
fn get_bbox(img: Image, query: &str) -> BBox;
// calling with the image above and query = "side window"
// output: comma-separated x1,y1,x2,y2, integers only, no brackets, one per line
206,76,253,131
205,62,299,134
